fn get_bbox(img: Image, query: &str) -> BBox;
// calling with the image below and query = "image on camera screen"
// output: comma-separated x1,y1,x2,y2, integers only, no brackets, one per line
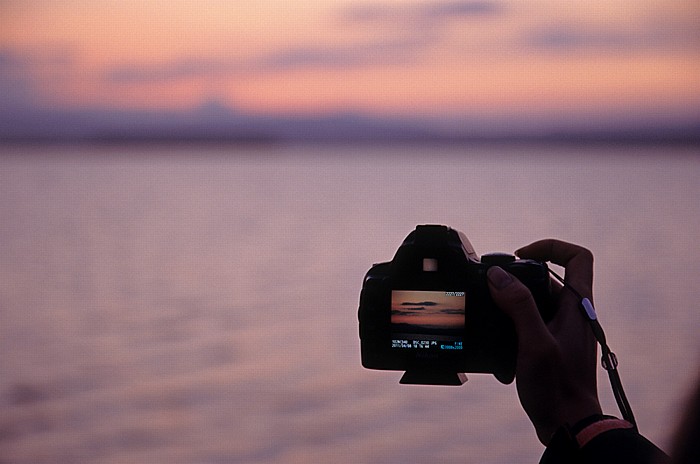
391,290,465,350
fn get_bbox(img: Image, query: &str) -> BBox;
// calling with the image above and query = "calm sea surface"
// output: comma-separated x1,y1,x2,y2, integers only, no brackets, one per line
1,144,699,463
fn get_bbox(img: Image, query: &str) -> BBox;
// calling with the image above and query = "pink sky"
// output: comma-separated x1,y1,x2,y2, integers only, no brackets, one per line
2,0,699,124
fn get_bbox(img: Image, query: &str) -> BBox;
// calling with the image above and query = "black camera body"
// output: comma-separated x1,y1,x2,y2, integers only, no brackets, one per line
358,225,553,385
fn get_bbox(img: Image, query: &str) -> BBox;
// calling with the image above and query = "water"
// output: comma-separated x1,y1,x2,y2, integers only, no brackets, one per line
1,144,699,463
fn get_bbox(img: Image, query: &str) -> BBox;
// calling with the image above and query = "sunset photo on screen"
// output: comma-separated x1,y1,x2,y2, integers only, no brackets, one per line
391,290,465,336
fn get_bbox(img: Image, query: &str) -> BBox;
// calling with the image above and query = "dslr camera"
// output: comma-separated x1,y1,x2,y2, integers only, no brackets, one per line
358,225,553,385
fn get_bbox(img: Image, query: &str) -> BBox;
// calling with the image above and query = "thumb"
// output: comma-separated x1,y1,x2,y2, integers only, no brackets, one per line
487,266,554,351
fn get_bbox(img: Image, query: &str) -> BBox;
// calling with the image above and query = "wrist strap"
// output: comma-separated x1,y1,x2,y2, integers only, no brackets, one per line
548,269,638,429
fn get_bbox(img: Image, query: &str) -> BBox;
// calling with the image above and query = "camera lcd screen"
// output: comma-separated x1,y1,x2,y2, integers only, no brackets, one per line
390,290,465,350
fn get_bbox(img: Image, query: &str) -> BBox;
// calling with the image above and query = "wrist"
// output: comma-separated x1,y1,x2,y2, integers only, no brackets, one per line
539,397,602,445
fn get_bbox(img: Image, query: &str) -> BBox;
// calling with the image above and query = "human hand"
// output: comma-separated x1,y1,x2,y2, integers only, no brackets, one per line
487,239,602,445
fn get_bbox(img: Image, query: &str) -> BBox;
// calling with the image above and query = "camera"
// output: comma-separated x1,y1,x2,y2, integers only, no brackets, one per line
358,225,553,385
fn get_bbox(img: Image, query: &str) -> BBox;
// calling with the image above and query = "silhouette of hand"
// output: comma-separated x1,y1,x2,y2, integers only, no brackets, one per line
487,239,602,444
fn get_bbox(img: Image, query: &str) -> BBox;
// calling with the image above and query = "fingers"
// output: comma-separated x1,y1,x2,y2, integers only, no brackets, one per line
487,267,556,353
515,239,594,300
516,239,598,377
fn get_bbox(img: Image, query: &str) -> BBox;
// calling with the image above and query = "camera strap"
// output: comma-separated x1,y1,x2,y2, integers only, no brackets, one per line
548,268,638,431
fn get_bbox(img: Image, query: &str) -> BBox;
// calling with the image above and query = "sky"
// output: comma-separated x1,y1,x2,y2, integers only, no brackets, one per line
2,0,700,137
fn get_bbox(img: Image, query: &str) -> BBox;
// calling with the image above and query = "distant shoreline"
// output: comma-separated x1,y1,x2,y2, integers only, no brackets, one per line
2,132,699,148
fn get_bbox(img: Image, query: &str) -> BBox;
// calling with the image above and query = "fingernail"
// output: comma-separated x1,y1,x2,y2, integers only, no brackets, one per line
487,266,513,289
